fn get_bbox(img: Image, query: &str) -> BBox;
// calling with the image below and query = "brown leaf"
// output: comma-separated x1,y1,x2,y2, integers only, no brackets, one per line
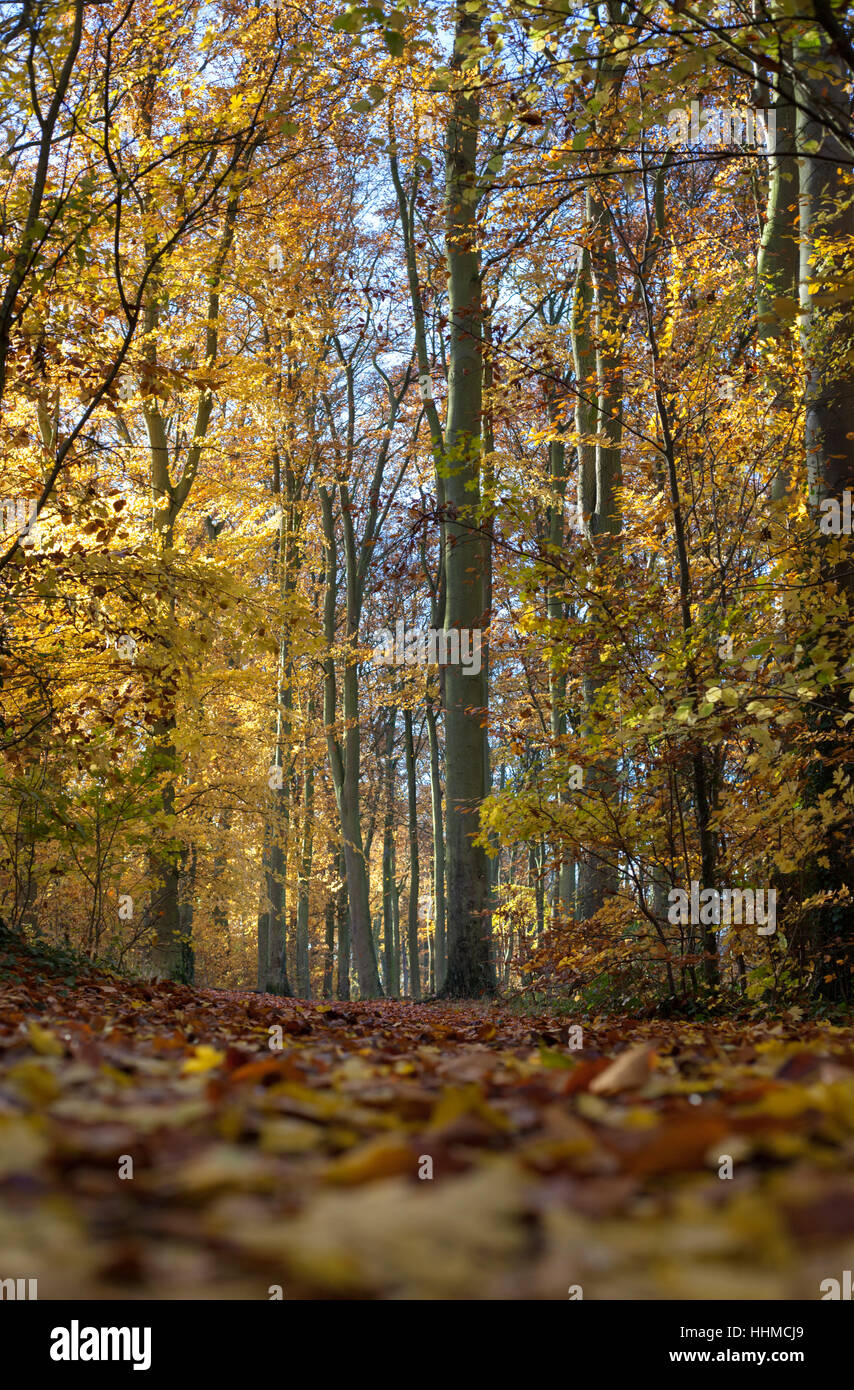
589,1045,658,1095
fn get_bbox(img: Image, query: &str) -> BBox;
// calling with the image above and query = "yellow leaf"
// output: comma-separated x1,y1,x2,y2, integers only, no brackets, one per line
324,1136,414,1185
428,1083,510,1132
9,1060,61,1106
28,1023,63,1057
0,1116,49,1177
181,1044,225,1075
260,1118,323,1154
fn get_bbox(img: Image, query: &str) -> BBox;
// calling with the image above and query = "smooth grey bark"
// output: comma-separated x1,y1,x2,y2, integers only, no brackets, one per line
530,840,545,942
257,782,293,997
336,846,350,1001
753,49,800,502
404,707,421,1000
319,484,382,999
295,756,314,999
425,698,446,989
389,5,493,996
481,311,497,962
257,440,306,997
323,893,335,998
757,72,799,347
177,845,196,983
398,875,407,996
210,808,231,960
381,710,399,997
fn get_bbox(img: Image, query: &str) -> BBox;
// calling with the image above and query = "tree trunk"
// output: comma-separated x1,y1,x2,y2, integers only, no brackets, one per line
425,699,446,989
382,709,399,997
793,29,854,999
318,484,383,999
295,758,314,999
323,893,335,999
573,190,623,924
440,3,493,996
336,847,350,1001
256,788,293,997
147,713,186,980
397,878,406,996
404,708,421,1000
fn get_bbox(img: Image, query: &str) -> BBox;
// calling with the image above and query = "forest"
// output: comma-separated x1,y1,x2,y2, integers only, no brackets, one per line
2,0,854,1308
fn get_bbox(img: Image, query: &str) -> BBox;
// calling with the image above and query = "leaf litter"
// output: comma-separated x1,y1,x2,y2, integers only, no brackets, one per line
1,939,854,1299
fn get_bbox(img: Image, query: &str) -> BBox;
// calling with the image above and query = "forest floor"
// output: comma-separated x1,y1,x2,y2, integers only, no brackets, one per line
2,934,854,1300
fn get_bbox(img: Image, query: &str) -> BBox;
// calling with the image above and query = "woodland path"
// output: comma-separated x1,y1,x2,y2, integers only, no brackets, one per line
2,934,854,1300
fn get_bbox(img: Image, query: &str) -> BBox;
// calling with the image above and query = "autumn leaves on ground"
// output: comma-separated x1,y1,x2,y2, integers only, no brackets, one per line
3,932,854,1302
